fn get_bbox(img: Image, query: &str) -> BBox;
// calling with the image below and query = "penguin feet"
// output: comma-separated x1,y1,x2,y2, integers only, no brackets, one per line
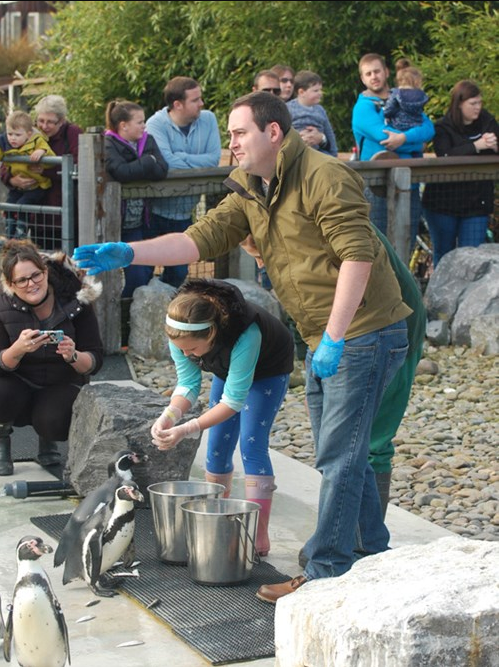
91,582,117,598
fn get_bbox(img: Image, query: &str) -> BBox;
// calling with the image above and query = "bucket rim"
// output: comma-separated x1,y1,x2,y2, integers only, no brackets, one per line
180,498,261,516
146,481,226,497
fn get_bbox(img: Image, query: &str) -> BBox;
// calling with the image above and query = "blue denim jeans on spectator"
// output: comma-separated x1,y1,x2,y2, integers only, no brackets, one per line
302,319,408,580
145,213,192,287
121,227,154,298
6,187,46,239
365,185,421,252
423,210,489,268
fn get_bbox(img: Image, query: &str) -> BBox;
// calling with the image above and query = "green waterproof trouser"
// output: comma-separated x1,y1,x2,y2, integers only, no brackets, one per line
369,229,427,474
369,341,423,473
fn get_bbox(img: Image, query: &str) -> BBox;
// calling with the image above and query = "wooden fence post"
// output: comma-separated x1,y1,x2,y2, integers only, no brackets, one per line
387,166,412,265
78,131,122,354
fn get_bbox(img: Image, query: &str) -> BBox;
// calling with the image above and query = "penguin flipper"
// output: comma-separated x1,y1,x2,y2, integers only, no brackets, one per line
85,544,118,598
62,546,84,586
85,530,105,590
85,528,119,597
54,530,72,568
3,603,13,662
0,593,4,639
55,599,71,665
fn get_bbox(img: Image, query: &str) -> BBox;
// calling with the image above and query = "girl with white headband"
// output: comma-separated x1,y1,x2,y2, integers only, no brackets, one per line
150,278,294,557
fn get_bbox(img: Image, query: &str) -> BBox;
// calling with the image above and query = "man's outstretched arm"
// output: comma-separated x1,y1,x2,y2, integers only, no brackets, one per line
73,234,200,276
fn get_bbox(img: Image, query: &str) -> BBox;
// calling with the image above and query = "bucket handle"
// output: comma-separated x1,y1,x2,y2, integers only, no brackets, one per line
229,514,261,566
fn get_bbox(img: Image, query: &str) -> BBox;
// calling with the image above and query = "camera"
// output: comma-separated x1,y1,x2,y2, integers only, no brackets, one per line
40,330,64,344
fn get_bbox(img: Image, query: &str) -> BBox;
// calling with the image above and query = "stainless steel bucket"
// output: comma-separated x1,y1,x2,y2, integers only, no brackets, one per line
147,481,225,564
181,498,260,585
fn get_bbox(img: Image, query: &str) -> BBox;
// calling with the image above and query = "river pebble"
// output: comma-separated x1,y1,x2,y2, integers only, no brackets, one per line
128,344,498,542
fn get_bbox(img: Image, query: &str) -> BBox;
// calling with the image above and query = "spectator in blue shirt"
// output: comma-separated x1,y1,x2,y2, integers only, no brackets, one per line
146,77,221,287
352,53,434,250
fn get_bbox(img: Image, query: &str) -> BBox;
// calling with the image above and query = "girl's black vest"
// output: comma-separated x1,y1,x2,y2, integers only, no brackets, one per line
188,280,294,381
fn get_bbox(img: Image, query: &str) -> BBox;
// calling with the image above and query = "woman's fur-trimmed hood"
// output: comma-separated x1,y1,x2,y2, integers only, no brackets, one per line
1,250,102,305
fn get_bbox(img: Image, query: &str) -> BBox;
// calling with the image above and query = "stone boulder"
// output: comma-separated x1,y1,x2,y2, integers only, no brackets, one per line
67,383,202,505
128,277,177,360
424,245,499,350
470,313,499,355
275,536,499,667
224,278,287,322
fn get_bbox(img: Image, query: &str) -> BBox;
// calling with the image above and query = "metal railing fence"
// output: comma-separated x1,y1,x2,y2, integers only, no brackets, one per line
0,154,76,252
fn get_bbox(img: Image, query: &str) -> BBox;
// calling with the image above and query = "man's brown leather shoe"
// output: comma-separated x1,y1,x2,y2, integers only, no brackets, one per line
256,575,308,604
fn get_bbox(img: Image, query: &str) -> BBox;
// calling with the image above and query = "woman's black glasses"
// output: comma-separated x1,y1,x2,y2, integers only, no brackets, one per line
11,270,45,288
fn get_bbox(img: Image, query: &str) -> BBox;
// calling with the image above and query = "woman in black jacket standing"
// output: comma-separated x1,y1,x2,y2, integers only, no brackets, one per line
422,80,499,267
104,100,169,297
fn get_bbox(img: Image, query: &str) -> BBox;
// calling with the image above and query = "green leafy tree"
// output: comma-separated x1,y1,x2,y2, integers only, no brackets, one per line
27,1,497,150
405,1,499,120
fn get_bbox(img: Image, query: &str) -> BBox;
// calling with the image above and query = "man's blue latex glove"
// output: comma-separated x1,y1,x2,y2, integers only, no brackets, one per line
312,332,345,379
72,242,134,276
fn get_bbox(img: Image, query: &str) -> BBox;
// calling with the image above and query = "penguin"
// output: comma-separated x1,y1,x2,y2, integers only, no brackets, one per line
53,449,147,568
0,592,5,642
3,535,70,667
62,481,144,597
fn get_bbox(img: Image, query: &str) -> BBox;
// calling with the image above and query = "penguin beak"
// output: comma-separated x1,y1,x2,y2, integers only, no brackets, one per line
131,452,149,464
129,487,145,503
39,543,54,555
31,540,53,556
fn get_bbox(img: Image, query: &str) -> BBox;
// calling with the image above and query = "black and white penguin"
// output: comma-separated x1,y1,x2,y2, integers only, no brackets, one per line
53,449,147,568
3,535,70,667
62,481,144,597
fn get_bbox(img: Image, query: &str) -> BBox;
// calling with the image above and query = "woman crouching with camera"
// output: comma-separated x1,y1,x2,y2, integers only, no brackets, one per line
0,239,104,475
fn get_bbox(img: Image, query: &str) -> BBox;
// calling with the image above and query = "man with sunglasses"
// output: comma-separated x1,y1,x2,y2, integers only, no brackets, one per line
252,70,282,97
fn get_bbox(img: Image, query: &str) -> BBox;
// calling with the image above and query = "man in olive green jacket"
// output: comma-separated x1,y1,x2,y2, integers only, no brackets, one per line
74,92,411,603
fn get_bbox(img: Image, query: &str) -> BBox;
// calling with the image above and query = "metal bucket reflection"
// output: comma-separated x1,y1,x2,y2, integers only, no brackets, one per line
147,481,225,564
181,498,260,585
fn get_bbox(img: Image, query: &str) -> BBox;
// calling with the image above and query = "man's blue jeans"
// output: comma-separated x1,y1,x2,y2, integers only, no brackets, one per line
302,320,408,580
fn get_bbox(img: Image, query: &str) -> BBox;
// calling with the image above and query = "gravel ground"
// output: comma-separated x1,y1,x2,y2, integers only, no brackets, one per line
128,343,499,542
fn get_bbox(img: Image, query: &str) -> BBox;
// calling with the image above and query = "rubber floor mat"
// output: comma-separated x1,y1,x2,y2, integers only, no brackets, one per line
31,509,292,664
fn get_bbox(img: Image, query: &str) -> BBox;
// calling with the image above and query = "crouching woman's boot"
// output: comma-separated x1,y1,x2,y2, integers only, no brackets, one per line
35,437,61,467
0,422,14,476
